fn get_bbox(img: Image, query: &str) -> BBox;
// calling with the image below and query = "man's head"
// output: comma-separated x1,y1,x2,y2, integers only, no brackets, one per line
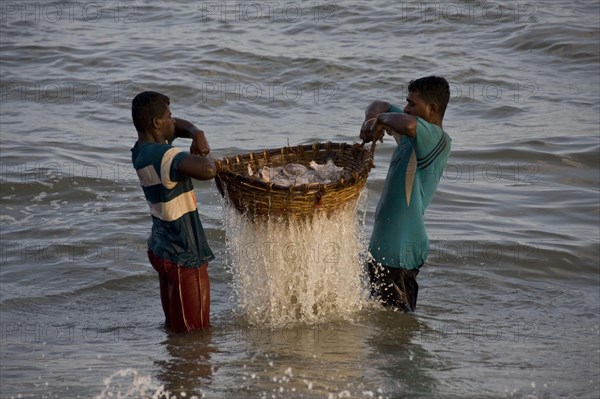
403,76,450,126
131,91,174,140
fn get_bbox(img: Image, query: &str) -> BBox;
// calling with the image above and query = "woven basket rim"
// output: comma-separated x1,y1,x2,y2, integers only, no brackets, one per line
215,141,374,192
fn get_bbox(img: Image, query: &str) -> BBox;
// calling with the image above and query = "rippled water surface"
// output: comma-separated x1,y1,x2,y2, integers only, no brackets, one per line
1,1,599,398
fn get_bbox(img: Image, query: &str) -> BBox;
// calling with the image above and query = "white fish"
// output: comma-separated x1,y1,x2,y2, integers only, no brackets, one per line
283,163,308,177
309,159,343,181
256,161,344,186
260,166,275,182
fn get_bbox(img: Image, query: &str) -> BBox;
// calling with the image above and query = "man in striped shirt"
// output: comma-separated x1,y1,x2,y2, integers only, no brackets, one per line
131,91,216,332
360,76,451,312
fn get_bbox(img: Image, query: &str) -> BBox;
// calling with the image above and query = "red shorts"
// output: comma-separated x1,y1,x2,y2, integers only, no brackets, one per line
147,250,211,333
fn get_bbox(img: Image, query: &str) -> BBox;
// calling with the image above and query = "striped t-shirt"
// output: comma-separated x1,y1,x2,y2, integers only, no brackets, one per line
131,141,214,267
368,104,451,269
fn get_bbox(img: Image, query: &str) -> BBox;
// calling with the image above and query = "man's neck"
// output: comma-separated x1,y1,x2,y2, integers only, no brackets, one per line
137,131,166,144
428,116,443,129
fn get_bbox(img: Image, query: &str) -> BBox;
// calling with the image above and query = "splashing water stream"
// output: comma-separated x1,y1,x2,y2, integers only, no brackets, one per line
223,192,371,327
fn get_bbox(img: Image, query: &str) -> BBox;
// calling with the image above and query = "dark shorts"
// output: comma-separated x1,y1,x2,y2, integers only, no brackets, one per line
367,260,420,312
148,250,211,333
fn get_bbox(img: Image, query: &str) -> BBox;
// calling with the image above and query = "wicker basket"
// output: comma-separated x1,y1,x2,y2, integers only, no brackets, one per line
215,141,376,219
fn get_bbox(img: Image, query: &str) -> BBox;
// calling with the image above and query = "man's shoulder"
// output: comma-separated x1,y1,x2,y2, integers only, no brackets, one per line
134,142,173,157
415,117,443,133
415,118,451,147
132,142,174,168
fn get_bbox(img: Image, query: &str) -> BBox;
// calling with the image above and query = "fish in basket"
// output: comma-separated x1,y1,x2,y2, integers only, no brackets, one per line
215,141,377,219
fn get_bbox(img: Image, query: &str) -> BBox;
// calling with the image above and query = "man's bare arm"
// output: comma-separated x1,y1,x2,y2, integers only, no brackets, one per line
360,100,393,142
174,118,211,156
177,155,217,181
372,113,418,139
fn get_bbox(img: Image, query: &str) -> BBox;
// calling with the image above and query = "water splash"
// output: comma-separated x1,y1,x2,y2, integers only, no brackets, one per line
93,368,198,399
223,192,370,327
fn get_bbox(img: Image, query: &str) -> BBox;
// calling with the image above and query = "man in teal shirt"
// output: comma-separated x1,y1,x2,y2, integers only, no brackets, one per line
360,76,451,312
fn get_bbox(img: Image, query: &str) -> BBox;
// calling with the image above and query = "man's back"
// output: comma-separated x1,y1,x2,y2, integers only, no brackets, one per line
131,141,214,267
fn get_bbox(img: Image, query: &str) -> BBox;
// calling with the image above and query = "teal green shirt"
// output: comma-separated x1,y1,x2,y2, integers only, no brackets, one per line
369,104,451,269
131,142,215,267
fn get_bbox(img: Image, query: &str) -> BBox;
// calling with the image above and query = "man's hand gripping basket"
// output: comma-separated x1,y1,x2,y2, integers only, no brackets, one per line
215,141,377,219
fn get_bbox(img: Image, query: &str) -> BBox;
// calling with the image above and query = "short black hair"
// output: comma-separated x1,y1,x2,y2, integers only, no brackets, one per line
408,76,450,118
131,91,170,133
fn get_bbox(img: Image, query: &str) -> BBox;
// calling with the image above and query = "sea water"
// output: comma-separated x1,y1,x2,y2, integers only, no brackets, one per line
1,1,599,397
